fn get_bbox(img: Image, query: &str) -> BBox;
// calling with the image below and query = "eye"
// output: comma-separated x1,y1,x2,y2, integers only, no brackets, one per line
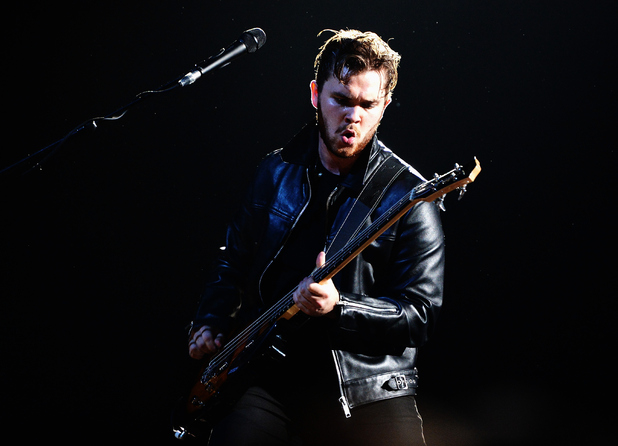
334,96,351,107
362,102,376,110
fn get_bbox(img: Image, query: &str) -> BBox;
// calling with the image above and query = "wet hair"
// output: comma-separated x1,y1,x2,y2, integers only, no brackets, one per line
314,29,401,96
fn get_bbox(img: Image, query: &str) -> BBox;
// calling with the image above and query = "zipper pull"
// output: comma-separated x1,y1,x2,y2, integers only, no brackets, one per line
339,396,351,418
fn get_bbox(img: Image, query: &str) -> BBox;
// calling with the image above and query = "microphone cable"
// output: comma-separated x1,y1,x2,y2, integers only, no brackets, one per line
0,81,180,176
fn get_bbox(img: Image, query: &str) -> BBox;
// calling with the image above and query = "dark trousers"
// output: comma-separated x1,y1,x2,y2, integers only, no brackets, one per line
208,386,426,446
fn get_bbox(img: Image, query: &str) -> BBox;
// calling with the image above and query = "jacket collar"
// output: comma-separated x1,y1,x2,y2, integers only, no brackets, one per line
280,124,388,193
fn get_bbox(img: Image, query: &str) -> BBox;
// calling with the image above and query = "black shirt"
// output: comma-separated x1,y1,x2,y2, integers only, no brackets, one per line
258,160,343,397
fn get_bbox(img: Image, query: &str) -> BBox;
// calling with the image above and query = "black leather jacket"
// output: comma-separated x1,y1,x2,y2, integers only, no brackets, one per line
194,125,445,416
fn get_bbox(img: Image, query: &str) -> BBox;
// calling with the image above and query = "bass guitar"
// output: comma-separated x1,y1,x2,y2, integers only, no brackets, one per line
172,158,481,440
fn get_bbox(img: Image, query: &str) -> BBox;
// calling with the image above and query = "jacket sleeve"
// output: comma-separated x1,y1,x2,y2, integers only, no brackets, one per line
333,199,445,351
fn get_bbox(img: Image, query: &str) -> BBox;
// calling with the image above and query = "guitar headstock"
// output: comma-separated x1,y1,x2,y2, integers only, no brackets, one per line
414,158,481,209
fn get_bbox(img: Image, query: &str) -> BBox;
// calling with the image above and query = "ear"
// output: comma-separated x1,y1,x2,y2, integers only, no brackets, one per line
381,95,393,119
310,80,319,109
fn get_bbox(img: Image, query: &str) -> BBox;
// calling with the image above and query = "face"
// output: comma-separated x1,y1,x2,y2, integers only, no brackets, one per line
311,69,392,171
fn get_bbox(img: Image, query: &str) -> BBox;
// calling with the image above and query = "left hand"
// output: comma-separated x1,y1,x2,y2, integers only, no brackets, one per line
293,251,340,317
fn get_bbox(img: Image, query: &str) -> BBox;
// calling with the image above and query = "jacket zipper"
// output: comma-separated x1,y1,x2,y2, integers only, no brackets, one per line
329,301,399,418
325,182,352,418
324,185,339,251
337,300,399,313
331,349,352,418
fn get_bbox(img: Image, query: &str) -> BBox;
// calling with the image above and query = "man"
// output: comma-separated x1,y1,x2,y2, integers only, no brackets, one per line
188,29,445,445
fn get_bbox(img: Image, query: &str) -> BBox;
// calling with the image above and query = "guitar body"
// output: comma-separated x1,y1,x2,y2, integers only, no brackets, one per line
172,317,300,440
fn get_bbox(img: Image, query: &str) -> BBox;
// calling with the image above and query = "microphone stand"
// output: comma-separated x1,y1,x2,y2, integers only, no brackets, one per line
1,74,184,177
3,27,266,178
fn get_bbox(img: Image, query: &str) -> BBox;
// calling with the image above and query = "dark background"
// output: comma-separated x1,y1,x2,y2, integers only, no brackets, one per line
2,1,615,444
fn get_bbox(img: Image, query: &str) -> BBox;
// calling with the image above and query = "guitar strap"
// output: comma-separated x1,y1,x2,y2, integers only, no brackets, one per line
325,153,408,258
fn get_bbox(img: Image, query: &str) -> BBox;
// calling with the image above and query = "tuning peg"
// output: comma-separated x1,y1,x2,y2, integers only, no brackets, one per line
457,185,467,201
436,195,446,212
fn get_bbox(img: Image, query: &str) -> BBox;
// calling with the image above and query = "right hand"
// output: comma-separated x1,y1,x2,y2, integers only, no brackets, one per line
188,326,225,360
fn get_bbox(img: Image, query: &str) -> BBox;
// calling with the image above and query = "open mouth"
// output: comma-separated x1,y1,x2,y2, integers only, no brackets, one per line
341,129,356,145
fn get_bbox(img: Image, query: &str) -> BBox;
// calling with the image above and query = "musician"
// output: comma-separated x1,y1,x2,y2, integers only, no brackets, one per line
188,29,445,445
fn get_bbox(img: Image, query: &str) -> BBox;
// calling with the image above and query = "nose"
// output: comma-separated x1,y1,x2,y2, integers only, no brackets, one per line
344,105,362,123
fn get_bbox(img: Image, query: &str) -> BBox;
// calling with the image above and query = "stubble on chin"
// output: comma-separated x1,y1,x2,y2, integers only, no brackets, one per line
316,105,379,160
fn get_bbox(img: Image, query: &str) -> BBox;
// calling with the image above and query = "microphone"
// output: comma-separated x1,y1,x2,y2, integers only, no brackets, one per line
179,28,267,86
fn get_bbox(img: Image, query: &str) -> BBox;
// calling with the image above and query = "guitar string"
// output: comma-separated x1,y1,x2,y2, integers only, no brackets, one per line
202,168,465,376
202,165,471,378
203,188,417,376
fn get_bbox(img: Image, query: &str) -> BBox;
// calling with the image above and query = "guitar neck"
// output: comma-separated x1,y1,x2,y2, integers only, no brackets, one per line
281,158,480,318
207,158,481,370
